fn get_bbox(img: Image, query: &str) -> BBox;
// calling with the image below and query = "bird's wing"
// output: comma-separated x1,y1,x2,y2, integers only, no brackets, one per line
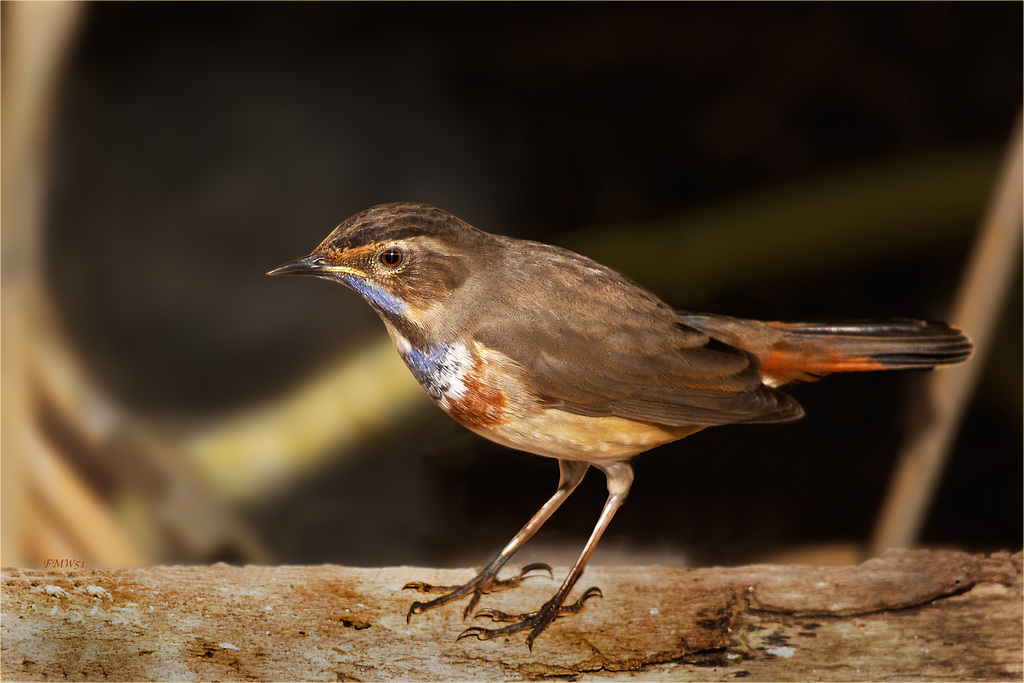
471,250,803,428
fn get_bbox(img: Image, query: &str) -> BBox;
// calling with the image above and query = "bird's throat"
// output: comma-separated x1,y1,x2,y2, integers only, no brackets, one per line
339,273,408,316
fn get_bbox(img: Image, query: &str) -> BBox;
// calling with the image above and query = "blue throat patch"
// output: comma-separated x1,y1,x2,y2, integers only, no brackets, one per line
399,343,462,401
342,274,408,316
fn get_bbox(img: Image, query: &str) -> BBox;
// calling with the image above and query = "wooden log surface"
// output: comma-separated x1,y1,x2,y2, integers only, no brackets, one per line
2,549,1020,681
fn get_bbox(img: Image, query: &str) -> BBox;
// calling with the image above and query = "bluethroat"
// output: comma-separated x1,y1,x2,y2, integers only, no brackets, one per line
269,202,972,649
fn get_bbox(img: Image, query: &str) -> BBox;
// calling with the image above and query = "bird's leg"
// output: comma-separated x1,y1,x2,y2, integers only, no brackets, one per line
405,460,590,621
460,461,634,650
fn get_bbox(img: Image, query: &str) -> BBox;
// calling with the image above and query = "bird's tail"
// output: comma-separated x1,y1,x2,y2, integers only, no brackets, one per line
680,314,973,386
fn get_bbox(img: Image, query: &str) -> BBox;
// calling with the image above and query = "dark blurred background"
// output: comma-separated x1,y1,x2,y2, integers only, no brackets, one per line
5,2,1021,570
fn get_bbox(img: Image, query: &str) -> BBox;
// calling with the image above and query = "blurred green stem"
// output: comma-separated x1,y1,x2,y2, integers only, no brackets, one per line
562,147,999,299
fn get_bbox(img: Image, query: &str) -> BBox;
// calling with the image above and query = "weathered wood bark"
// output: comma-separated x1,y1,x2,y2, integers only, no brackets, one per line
2,549,1020,681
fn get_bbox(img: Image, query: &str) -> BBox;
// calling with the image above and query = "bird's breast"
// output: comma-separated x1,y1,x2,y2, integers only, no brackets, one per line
385,329,515,430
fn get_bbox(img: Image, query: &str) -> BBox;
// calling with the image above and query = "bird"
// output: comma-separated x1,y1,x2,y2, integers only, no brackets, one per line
268,201,973,649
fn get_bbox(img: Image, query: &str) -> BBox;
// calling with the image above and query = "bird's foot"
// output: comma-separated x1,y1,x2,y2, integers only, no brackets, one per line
403,562,552,621
458,586,602,650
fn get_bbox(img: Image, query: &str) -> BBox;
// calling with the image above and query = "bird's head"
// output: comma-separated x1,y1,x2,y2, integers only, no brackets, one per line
268,202,496,324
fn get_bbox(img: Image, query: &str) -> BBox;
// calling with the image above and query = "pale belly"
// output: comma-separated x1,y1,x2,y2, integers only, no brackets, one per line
463,408,704,462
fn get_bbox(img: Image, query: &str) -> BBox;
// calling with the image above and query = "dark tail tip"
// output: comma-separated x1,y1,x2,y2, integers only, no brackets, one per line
794,319,974,369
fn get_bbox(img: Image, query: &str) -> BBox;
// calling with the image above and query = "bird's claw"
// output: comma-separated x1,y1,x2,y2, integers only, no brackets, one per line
402,562,551,597
457,585,604,649
491,562,553,588
402,580,451,593
470,606,527,622
470,585,602,623
564,585,603,611
403,562,555,622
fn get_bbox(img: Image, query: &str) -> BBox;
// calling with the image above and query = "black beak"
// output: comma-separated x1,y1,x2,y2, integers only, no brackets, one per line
266,254,324,277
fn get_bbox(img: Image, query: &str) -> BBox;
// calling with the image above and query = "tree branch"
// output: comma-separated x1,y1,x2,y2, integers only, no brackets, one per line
3,548,1019,680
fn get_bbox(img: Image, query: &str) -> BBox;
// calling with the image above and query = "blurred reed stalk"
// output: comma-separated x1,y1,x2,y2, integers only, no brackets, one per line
870,112,1023,557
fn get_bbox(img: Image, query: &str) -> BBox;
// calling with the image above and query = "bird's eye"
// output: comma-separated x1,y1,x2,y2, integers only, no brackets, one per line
379,248,403,268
